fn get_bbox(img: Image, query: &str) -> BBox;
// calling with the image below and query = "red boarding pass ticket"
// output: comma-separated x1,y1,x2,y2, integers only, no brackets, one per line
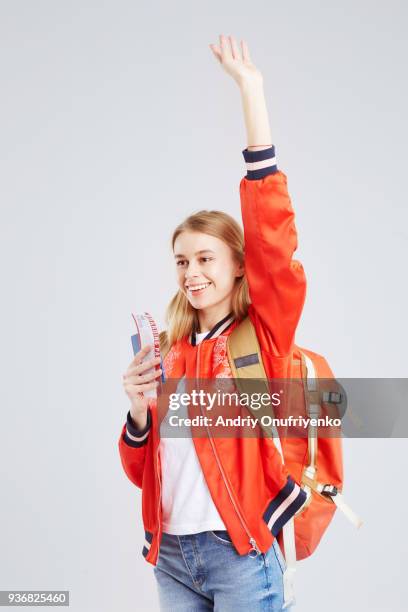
131,312,165,398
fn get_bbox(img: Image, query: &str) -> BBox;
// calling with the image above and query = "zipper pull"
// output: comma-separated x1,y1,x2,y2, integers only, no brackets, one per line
248,537,261,558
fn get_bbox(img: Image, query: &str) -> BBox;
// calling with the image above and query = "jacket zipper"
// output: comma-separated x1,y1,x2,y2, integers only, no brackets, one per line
155,409,162,559
196,341,261,557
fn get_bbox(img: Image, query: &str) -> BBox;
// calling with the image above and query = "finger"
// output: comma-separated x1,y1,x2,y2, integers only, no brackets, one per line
241,39,251,63
125,369,162,385
128,356,161,372
229,35,241,61
126,356,161,376
219,33,232,63
209,43,222,63
125,380,159,394
127,353,159,377
131,344,152,366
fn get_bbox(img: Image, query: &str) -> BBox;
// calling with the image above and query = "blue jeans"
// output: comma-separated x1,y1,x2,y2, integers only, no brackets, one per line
153,530,291,611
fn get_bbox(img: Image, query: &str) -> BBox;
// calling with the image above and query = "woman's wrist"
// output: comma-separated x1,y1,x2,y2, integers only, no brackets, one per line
129,407,148,431
238,75,264,94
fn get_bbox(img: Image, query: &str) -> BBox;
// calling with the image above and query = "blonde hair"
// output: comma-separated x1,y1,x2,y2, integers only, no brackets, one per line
160,210,250,354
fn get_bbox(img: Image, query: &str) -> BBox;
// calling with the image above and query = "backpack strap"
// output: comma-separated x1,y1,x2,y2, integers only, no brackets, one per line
299,351,320,510
226,316,267,379
299,350,363,529
226,316,282,448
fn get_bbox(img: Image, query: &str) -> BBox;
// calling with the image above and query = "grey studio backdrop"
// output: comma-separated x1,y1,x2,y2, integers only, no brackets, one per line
0,1,407,611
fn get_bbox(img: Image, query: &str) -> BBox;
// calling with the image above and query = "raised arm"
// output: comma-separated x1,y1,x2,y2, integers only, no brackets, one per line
210,35,306,356
210,35,271,151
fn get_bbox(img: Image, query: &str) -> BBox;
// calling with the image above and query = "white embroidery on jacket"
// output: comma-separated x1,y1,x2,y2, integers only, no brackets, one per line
212,336,233,379
163,345,181,377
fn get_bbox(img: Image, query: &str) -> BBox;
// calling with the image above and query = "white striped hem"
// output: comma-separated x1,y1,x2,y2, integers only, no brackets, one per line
213,315,235,338
144,538,151,551
126,428,150,443
245,155,277,172
267,483,302,530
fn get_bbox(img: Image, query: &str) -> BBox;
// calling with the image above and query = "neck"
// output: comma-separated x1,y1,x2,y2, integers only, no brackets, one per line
196,305,233,334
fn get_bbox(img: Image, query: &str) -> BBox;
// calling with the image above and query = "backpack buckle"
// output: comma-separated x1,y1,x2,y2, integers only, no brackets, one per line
322,391,343,404
321,484,338,498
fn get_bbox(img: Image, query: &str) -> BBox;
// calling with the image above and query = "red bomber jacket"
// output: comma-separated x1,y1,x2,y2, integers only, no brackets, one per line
118,145,308,565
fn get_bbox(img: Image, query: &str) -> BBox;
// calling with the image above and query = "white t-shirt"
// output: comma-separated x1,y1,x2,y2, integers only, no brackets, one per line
159,331,227,535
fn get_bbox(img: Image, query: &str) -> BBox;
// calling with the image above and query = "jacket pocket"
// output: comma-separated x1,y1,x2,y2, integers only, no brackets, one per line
209,530,233,546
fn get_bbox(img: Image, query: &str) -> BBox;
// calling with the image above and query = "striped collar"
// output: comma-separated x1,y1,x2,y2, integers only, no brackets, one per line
190,312,235,346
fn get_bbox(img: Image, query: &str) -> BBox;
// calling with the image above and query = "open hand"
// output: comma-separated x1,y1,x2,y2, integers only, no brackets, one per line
209,34,263,88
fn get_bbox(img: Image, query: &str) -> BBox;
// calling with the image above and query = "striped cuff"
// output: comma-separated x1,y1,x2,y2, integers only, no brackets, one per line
263,476,307,536
142,530,153,558
242,145,278,180
123,409,152,448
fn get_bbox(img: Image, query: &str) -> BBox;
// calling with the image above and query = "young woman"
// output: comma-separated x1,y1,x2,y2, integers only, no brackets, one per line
119,34,307,611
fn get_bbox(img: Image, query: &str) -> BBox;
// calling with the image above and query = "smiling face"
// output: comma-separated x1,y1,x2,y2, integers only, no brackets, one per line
173,230,244,321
